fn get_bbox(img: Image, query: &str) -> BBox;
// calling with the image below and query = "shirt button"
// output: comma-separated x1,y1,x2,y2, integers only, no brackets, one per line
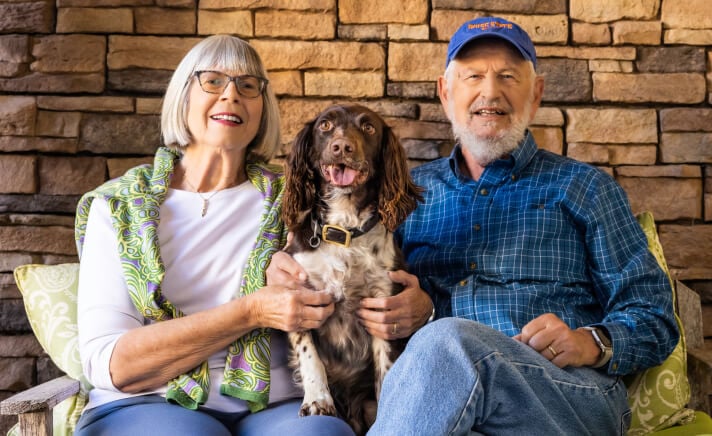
470,262,477,270
459,279,468,286
511,174,518,181
612,362,619,371
480,188,488,196
474,224,481,231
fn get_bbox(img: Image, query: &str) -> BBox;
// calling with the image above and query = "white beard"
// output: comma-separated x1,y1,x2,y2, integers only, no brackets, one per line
449,98,533,167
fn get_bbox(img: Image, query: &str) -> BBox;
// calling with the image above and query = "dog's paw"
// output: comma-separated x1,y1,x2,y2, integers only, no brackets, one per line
299,399,337,417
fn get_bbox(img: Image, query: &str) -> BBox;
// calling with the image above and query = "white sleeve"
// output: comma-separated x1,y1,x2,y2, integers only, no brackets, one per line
77,198,143,392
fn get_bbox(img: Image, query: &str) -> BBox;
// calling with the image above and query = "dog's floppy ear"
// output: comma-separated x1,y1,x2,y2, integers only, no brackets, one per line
378,125,424,232
283,119,318,229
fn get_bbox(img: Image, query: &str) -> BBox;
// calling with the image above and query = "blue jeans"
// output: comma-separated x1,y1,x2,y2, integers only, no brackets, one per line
75,395,355,436
368,318,631,436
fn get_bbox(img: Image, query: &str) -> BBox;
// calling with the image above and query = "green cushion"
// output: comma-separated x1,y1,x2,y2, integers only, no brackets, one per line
13,263,89,436
625,213,696,435
651,411,712,435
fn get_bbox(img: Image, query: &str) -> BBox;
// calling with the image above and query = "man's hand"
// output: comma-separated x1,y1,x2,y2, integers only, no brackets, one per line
357,270,434,340
513,313,603,368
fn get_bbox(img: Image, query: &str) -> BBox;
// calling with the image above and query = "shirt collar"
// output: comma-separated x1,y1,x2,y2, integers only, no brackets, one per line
447,130,538,181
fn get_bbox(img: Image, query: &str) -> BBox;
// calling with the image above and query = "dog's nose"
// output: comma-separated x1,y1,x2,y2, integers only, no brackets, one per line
330,139,353,157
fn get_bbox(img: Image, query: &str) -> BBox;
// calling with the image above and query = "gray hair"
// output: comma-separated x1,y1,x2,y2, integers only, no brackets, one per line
161,35,280,163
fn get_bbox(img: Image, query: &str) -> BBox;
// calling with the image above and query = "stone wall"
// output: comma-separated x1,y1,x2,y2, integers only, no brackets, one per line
0,0,711,431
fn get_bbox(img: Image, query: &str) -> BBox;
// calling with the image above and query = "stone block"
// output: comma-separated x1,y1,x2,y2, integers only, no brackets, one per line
279,98,338,146
401,138,441,160
37,357,64,384
661,0,712,29
337,24,388,41
566,108,657,143
660,108,712,132
618,177,702,221
419,103,448,123
0,61,25,78
572,22,611,45
36,111,81,138
431,9,485,41
57,7,133,33
0,1,54,33
361,102,418,119
664,29,712,45
107,157,154,179
57,0,152,5
386,82,437,99
108,36,201,70
251,40,384,70
256,10,335,39
0,96,36,136
135,7,196,34
531,127,563,155
536,46,636,61
0,194,81,215
339,0,427,24
0,136,78,153
0,357,34,390
304,71,384,97
570,0,659,23
431,0,567,14
637,47,706,73
37,96,134,113
660,133,712,164
197,10,253,36
79,114,161,154
388,24,429,40
498,14,569,44
706,195,712,222
4,214,75,227
0,253,34,275
388,42,445,82
156,0,195,6
588,60,634,73
135,98,162,114
31,35,105,74
0,335,43,357
0,156,36,194
387,118,451,141
567,143,609,164
39,156,106,196
611,20,661,45
659,224,712,280
108,69,173,94
593,73,706,104
616,165,701,178
0,226,76,256
0,35,31,64
0,72,105,94
199,0,333,9
607,145,657,165
532,107,564,126
538,58,591,103
267,71,303,96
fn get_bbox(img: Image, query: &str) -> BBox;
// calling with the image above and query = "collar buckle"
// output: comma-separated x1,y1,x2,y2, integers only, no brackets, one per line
321,224,352,248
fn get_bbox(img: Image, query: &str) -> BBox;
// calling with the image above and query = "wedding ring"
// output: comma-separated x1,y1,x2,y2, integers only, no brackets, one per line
392,322,398,335
547,345,559,357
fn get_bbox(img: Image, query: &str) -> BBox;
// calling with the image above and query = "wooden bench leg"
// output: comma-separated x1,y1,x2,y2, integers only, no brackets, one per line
17,409,51,436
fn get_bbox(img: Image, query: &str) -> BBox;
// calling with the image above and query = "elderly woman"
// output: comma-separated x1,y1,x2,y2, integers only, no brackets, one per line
73,35,354,436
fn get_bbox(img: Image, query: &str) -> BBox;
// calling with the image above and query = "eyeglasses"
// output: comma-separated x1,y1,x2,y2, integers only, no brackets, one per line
194,70,268,98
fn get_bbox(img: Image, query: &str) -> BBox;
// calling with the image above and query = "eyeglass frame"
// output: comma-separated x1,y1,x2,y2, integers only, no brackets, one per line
193,70,269,98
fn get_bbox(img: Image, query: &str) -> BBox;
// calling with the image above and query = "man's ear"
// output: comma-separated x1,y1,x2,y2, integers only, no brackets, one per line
438,75,450,115
528,75,545,122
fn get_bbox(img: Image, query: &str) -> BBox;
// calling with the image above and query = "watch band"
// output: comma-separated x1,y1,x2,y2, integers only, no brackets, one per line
583,326,613,368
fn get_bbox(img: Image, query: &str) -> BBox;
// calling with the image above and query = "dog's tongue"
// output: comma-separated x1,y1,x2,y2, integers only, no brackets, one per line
328,165,358,186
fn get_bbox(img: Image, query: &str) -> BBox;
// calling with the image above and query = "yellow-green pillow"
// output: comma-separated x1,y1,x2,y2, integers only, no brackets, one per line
624,213,696,435
12,263,89,436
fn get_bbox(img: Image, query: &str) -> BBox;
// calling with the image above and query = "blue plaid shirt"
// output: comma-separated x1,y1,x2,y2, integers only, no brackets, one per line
397,132,678,375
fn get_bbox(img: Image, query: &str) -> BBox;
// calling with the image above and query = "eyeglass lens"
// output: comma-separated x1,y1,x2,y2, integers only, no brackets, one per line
197,71,264,98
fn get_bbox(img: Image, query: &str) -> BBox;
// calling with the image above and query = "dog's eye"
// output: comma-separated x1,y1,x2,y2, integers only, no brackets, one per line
318,120,333,131
362,123,376,135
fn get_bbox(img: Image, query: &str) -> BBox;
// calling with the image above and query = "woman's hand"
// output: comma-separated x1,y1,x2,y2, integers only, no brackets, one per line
357,270,434,340
249,285,335,332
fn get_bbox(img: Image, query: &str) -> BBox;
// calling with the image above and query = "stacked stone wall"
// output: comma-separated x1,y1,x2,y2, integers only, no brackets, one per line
1,1,711,431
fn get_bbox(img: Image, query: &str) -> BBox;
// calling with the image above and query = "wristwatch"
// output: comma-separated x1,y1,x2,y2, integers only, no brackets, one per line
583,326,613,368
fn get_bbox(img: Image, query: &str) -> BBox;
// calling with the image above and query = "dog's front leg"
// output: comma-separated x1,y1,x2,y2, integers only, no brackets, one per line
288,331,336,417
371,337,394,401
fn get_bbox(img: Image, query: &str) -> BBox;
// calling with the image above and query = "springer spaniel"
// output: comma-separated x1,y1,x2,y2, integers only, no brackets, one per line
282,103,423,434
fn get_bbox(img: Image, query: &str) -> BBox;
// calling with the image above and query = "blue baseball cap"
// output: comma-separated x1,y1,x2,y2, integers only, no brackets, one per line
446,17,537,69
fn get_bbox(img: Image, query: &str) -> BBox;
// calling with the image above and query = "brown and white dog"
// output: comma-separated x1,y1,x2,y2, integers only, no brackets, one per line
282,103,423,434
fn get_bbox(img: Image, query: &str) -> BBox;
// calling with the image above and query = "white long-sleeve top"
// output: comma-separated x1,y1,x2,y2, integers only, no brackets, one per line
77,182,301,412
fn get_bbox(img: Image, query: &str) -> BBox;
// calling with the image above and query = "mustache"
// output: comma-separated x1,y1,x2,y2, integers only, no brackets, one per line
468,100,512,114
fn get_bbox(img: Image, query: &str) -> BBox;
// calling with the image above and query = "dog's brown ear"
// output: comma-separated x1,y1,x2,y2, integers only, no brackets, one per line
283,120,318,229
378,125,424,232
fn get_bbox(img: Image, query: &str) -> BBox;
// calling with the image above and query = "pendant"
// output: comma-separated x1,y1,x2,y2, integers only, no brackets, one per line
201,199,208,217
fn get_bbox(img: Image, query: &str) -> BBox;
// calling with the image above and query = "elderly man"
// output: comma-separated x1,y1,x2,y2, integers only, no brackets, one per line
269,17,679,435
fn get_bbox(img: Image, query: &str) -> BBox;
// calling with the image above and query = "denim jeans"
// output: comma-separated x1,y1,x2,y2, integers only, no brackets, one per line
75,395,354,436
368,318,631,436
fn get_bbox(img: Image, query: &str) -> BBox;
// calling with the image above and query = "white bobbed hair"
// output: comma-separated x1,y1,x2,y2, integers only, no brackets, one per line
161,34,281,162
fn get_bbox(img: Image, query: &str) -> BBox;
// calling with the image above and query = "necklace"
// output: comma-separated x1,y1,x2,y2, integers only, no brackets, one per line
183,176,223,218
